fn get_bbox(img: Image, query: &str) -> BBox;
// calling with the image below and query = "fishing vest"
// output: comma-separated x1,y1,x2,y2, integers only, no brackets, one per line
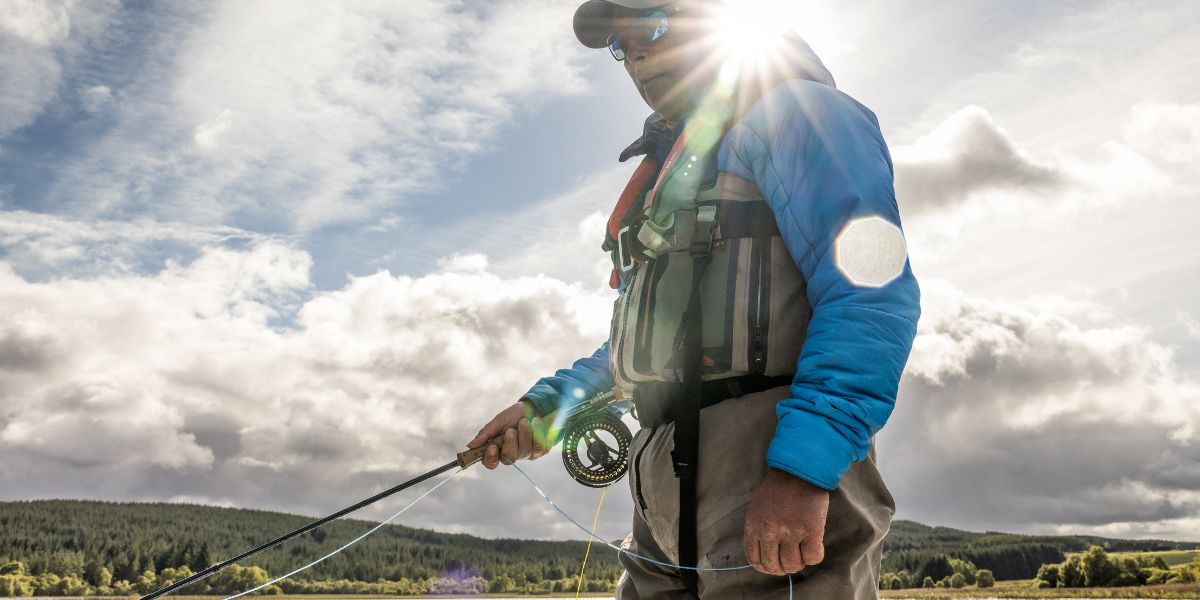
602,127,813,399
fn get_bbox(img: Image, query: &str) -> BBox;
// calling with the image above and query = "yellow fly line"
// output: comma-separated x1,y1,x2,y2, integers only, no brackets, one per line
575,485,610,598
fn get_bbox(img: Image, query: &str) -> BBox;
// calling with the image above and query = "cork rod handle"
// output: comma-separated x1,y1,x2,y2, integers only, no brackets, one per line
456,433,508,469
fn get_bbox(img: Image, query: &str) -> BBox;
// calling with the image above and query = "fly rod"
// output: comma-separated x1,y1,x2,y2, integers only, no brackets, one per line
139,434,505,600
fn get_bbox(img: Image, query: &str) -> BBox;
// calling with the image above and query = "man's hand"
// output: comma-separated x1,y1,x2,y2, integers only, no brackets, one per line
466,400,552,470
744,468,830,576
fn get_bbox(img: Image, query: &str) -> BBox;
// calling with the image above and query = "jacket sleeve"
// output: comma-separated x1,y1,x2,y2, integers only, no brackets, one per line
718,79,921,490
520,342,614,417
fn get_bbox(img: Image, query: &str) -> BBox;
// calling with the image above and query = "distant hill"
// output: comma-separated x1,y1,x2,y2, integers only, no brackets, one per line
0,500,1196,589
883,519,1199,580
0,499,621,593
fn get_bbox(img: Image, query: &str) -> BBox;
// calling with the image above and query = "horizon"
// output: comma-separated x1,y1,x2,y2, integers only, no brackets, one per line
3,497,1198,547
9,496,1200,549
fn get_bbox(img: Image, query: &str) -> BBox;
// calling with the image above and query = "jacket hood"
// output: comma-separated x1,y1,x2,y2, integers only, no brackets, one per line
619,31,834,162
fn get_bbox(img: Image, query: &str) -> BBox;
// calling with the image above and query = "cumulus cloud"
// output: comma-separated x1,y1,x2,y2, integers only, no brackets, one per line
893,105,1062,215
891,101,1198,223
8,213,1200,541
41,0,590,233
892,101,1198,312
0,238,629,538
9,235,1198,541
880,278,1200,539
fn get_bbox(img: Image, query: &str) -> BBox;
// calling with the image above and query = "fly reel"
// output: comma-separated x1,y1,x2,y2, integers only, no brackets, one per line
560,404,632,488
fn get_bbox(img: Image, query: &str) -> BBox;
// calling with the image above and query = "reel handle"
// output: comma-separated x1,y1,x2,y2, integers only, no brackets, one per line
457,433,507,469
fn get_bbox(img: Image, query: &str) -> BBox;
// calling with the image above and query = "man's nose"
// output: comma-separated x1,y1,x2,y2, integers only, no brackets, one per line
626,37,652,62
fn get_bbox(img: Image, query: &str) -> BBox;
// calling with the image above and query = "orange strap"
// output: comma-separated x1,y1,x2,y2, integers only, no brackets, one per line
607,155,660,241
642,128,692,214
607,155,662,289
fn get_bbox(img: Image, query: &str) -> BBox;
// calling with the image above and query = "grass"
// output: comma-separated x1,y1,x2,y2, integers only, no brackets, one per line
880,579,1200,599
19,584,1200,599
160,595,615,599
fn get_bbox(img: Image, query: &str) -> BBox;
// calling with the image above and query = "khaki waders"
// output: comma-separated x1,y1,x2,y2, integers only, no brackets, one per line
615,385,894,599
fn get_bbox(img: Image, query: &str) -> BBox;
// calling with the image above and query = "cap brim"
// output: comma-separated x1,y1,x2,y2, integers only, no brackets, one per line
573,1,618,49
573,0,652,49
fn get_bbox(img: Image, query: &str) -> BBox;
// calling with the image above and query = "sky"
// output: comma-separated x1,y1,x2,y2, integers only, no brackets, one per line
1,0,1199,549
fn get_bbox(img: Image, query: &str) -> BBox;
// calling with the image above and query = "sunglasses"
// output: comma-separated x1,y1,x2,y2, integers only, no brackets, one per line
606,6,683,61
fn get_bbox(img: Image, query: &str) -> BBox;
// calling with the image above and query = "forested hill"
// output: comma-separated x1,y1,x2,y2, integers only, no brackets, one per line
884,519,1198,580
0,499,622,594
888,519,1192,552
1,500,1196,592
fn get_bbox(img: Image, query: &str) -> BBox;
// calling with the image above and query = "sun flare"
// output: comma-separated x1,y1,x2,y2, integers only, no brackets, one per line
711,0,839,63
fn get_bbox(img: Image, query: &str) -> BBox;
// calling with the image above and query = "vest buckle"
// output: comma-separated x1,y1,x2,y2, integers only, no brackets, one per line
689,203,718,258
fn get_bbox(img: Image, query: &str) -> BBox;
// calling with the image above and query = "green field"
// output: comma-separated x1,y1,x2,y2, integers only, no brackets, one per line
880,579,1200,598
879,545,1200,599
0,595,619,600
164,595,615,599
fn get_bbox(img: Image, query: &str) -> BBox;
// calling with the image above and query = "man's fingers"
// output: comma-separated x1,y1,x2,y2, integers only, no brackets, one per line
483,444,499,470
499,427,518,465
759,540,783,575
528,416,546,458
779,541,805,574
531,416,552,455
800,532,825,566
743,532,761,571
517,417,532,460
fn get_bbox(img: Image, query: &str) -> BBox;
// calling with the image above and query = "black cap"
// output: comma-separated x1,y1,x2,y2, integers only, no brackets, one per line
573,0,672,49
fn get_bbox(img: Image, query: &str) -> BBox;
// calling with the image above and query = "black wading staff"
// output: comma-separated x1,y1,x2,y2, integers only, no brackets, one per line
139,434,507,600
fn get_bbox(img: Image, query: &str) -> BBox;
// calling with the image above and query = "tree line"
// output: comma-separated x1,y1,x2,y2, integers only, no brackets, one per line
878,554,995,590
1033,546,1200,588
882,520,1195,581
4,501,1198,596
0,500,621,596
0,560,612,597
883,544,1065,582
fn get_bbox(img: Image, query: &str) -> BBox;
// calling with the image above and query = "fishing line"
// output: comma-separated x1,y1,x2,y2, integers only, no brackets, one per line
142,458,465,600
222,468,461,600
574,484,609,599
152,433,796,600
512,463,796,598
513,463,744,572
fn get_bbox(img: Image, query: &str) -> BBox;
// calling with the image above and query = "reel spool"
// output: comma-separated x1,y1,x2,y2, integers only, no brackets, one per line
561,409,632,488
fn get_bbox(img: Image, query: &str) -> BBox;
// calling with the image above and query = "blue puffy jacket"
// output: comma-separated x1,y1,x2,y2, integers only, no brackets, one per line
522,78,920,492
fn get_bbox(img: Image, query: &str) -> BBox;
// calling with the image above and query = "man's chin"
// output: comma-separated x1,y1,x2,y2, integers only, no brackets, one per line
640,93,687,121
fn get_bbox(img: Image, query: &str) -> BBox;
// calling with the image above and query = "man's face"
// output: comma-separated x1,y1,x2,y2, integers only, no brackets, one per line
616,5,720,123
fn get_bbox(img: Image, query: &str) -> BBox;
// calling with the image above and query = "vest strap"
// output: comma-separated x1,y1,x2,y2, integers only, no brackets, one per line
631,373,794,429
715,201,780,240
673,246,711,598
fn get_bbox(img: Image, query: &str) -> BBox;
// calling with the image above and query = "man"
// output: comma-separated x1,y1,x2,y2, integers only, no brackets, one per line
466,1,920,597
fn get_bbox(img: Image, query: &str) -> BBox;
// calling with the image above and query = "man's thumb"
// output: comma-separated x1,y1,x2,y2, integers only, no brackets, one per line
467,424,496,448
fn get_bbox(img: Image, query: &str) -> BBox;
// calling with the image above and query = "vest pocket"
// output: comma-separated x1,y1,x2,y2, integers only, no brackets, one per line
608,223,810,388
609,262,646,387
633,425,658,511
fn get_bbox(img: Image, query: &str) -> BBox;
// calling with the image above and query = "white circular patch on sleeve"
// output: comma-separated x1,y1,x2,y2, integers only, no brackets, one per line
834,216,908,287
